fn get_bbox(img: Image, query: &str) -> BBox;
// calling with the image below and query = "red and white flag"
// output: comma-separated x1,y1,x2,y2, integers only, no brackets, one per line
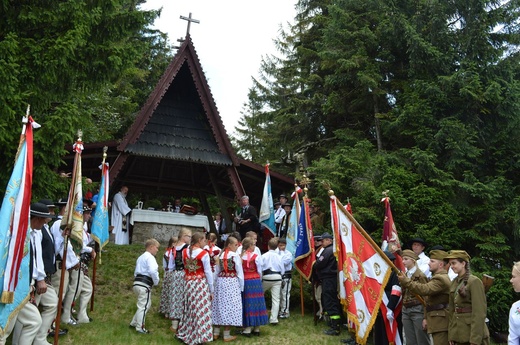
330,195,392,345
381,197,405,272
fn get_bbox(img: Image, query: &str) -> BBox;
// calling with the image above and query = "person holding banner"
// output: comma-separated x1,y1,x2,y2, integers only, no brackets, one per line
314,233,342,336
398,249,450,345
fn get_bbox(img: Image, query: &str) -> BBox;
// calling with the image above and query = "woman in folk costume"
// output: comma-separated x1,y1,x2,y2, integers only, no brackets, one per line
176,232,214,345
204,232,221,273
241,237,268,337
445,250,490,345
212,236,243,342
168,229,192,333
159,236,176,317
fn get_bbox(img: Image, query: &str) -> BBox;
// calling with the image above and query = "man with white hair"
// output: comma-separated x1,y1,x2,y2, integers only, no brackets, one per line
234,195,258,240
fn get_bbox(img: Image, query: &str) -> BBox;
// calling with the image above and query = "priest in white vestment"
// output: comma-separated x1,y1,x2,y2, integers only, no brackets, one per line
111,186,132,245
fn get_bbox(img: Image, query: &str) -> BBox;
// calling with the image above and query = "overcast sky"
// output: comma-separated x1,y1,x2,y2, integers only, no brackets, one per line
140,0,296,135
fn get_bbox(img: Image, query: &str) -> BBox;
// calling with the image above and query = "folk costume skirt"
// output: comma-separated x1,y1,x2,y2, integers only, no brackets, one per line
242,277,268,327
159,270,173,315
168,270,186,319
212,274,243,326
176,277,213,345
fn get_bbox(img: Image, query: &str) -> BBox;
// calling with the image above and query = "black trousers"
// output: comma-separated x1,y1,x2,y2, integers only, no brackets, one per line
321,276,341,316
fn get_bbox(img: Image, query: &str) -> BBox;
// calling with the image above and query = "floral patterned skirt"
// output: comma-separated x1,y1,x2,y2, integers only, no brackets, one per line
212,276,243,326
176,277,213,345
168,270,186,319
159,270,173,315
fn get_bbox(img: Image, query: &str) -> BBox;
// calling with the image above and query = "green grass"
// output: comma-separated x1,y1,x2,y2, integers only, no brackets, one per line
48,243,348,344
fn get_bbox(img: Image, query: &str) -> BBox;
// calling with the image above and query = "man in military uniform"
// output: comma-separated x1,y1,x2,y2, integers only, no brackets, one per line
398,249,451,345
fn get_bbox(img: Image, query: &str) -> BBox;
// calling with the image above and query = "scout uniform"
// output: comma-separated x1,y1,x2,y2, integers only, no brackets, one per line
400,249,451,345
445,250,489,345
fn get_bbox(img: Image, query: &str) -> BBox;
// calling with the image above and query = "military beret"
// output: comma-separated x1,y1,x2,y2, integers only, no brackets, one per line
429,249,448,261
445,250,471,262
401,249,419,260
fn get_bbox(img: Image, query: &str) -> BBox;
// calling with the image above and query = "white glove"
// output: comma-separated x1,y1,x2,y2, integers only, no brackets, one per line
386,310,394,323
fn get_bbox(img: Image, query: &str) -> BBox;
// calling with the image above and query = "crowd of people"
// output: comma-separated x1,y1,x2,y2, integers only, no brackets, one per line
0,199,96,345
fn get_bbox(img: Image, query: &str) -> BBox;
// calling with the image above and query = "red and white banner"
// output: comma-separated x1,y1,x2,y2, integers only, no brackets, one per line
330,195,392,345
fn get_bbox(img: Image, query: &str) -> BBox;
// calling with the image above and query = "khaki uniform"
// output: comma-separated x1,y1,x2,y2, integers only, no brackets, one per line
448,275,489,345
401,268,429,345
401,268,451,345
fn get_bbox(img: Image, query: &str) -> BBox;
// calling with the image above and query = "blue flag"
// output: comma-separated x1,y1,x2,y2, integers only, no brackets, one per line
91,162,109,250
259,164,276,235
0,116,37,334
294,197,314,281
285,190,300,257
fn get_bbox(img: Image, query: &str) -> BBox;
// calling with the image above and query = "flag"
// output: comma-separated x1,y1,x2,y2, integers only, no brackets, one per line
0,115,39,334
62,137,84,253
290,186,302,199
91,162,109,250
285,187,301,256
381,197,405,272
330,194,393,345
294,196,315,281
259,164,276,235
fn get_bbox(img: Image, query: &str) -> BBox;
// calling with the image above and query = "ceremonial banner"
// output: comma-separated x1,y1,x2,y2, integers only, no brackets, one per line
91,162,109,249
259,164,276,235
285,188,300,256
0,115,38,334
294,197,315,281
330,194,392,345
62,137,84,253
381,197,405,272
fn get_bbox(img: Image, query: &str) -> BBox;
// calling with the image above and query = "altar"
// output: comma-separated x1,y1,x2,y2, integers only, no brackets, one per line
130,209,210,245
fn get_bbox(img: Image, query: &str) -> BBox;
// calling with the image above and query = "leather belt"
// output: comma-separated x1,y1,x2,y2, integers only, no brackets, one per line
455,306,472,313
134,274,153,288
282,273,292,279
263,269,281,276
426,303,448,312
403,300,422,308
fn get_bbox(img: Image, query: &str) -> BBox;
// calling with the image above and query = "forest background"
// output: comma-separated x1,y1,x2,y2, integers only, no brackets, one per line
1,0,520,334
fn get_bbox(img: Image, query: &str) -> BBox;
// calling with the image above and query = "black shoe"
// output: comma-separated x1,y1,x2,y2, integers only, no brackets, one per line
341,339,356,344
253,331,260,336
48,328,68,337
323,328,340,336
240,332,252,338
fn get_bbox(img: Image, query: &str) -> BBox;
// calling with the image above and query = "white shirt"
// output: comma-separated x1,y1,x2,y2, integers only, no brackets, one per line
134,251,159,286
30,229,46,282
509,300,520,345
261,250,285,275
417,252,431,279
81,222,93,254
276,248,293,272
51,217,79,269
184,247,214,293
274,207,286,224
215,250,244,292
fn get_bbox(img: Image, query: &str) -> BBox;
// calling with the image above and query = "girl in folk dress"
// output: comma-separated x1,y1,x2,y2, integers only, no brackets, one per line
204,232,221,273
159,236,176,317
176,232,214,345
241,237,268,337
212,236,243,342
508,261,520,345
168,229,191,333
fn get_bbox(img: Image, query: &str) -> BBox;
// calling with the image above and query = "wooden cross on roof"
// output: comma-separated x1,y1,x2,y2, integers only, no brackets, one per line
180,12,200,37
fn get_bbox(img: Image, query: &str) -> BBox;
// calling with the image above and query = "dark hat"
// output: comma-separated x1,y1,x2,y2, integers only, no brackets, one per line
38,199,56,208
314,235,323,241
30,202,52,218
321,233,333,240
401,249,419,261
384,250,396,261
430,245,445,251
274,201,281,206
56,198,68,206
445,250,471,262
83,205,92,212
283,202,292,208
278,238,287,244
429,250,448,261
409,238,428,248
83,198,94,207
279,194,287,199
